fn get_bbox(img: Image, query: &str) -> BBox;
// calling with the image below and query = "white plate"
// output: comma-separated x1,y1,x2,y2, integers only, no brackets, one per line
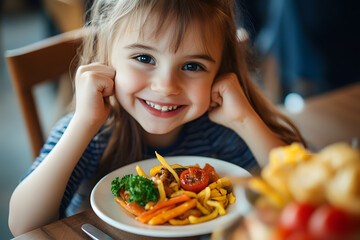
90,156,252,237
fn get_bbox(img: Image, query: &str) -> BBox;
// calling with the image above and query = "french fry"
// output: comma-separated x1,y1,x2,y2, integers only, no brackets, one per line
155,151,180,185
189,208,219,224
148,199,197,225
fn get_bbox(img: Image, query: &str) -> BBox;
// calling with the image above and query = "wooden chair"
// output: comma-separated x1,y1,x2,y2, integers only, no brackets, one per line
43,0,85,32
5,30,83,160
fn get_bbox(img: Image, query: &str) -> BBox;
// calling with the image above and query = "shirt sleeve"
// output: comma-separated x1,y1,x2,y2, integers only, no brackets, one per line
21,113,111,218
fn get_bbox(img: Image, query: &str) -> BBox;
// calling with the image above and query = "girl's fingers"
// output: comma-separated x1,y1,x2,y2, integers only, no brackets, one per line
97,76,114,97
210,91,222,108
76,63,116,97
73,63,116,127
76,62,116,79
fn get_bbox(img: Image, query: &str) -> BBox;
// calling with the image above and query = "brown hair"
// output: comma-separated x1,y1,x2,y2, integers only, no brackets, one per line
79,0,305,176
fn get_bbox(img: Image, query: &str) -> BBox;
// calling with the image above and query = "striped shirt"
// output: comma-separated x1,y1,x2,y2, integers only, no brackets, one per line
23,112,257,217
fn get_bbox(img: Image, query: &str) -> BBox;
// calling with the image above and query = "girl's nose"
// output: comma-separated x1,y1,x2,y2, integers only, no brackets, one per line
150,71,181,96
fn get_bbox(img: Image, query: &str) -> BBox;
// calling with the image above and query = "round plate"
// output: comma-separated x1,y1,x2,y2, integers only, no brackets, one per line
90,156,252,237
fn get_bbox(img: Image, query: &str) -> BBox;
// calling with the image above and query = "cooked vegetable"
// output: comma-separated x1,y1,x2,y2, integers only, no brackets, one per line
148,199,197,225
111,174,159,206
180,167,209,193
136,165,149,178
275,202,360,240
114,197,146,216
203,163,219,183
155,151,180,185
136,194,191,223
112,153,236,226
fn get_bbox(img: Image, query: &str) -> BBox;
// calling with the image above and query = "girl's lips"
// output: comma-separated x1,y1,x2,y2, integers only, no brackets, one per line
138,98,186,118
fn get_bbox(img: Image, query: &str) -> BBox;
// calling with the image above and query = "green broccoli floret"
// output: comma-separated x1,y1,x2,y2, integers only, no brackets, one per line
111,174,159,206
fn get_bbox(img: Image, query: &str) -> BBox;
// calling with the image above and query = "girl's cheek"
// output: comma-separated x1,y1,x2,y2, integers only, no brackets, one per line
189,83,212,111
114,66,148,94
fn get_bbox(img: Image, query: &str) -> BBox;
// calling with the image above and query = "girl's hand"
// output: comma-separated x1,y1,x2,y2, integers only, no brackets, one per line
208,73,257,131
208,73,286,166
74,63,115,130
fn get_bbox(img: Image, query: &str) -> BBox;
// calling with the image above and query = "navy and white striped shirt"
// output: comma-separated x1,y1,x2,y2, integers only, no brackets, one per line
23,113,257,217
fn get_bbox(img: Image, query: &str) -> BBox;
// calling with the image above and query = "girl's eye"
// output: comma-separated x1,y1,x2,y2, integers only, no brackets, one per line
134,54,155,65
182,63,205,72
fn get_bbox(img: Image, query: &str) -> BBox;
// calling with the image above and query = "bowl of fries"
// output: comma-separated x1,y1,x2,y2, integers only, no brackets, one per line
211,142,360,240
90,154,252,237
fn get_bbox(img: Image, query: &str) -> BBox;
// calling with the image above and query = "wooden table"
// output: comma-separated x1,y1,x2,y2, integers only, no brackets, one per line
12,208,202,240
12,83,360,239
280,82,360,151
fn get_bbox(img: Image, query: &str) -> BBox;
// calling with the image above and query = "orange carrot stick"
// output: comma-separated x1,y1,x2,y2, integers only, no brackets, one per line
148,199,197,225
114,197,146,216
136,194,191,222
136,205,175,223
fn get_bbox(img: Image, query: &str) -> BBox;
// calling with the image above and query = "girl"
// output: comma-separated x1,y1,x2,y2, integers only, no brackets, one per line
9,0,304,236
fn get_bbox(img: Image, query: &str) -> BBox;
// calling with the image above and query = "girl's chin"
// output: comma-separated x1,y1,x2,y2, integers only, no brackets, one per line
141,126,176,135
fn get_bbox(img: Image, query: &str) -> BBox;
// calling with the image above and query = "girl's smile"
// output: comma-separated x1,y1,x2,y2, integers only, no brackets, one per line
139,98,187,118
110,16,223,139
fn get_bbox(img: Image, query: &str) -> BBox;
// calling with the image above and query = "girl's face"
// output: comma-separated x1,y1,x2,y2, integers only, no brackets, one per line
111,17,223,136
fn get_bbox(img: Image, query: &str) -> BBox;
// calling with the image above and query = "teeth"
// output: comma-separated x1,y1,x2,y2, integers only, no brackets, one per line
145,100,179,112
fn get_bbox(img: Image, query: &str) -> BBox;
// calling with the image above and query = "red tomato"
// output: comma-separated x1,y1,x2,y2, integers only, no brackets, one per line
203,163,219,183
308,205,356,239
179,167,209,193
278,202,317,235
273,225,315,240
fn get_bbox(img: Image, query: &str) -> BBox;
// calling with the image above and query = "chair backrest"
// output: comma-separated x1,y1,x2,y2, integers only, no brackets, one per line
5,30,83,160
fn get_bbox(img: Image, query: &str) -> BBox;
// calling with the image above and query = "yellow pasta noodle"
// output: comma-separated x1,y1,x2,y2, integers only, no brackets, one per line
207,200,226,215
169,218,190,225
189,208,219,224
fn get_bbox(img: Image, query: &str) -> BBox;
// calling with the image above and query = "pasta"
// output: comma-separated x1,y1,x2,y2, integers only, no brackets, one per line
111,152,236,225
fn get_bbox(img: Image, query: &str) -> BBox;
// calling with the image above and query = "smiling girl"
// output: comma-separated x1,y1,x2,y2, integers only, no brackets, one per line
9,0,304,236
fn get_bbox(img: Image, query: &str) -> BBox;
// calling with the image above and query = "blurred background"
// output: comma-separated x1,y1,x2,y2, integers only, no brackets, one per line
0,0,359,238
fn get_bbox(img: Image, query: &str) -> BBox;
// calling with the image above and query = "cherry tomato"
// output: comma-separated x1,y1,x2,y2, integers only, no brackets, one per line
286,231,315,240
203,163,219,183
278,202,317,235
273,226,315,240
179,167,209,193
308,205,357,239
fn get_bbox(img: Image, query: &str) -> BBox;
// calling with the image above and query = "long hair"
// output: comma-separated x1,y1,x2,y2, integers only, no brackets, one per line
79,0,305,176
